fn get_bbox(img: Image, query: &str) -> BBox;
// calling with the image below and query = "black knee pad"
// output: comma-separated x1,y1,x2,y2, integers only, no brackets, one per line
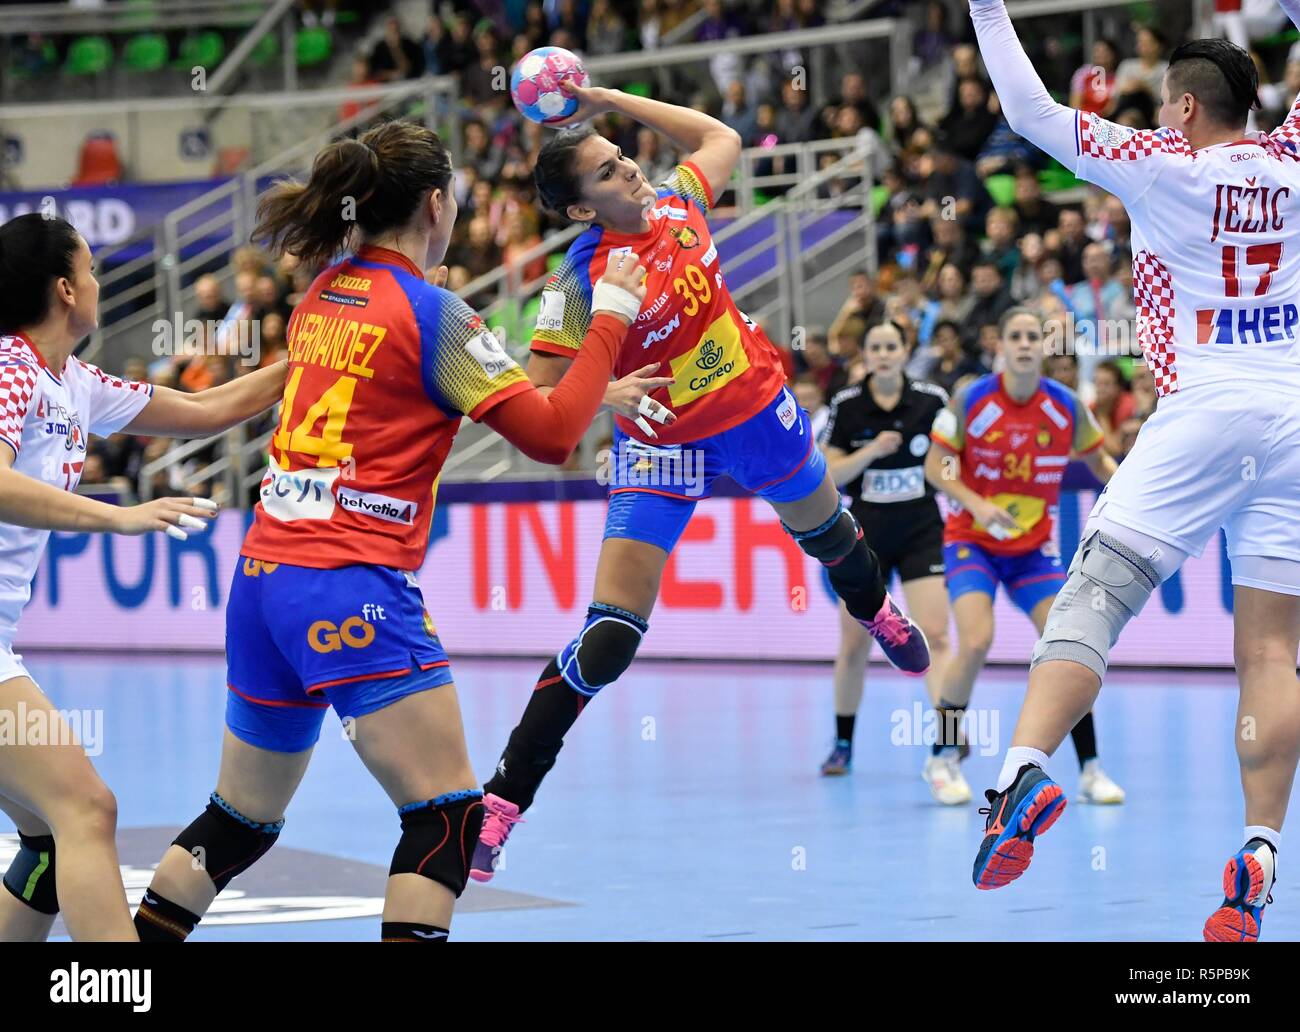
785,507,861,565
390,790,485,898
173,792,283,892
3,832,58,915
556,603,648,696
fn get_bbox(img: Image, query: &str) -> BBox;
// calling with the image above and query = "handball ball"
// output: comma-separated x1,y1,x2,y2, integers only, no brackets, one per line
510,46,590,124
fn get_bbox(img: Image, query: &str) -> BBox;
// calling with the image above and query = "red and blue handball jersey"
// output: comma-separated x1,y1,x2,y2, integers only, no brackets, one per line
240,244,531,571
930,372,1103,556
530,161,788,445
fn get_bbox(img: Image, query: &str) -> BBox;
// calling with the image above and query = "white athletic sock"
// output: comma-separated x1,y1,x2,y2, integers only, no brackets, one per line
1245,825,1281,854
996,747,1049,793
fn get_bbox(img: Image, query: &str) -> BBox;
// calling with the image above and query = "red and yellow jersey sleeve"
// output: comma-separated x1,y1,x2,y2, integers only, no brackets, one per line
930,383,969,452
658,161,714,215
531,231,600,358
1071,391,1105,454
420,288,531,422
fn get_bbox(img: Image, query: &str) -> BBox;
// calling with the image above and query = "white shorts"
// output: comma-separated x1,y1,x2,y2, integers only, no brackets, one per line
0,640,31,686
1091,384,1300,592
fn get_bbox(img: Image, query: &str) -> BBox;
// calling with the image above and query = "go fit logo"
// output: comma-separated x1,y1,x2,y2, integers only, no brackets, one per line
307,604,386,653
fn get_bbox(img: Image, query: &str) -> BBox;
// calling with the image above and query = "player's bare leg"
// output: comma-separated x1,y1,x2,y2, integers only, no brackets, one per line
0,794,57,942
1204,585,1300,941
347,685,479,937
0,675,134,941
902,576,952,709
473,537,669,881
139,730,311,939
822,604,872,775
922,592,992,804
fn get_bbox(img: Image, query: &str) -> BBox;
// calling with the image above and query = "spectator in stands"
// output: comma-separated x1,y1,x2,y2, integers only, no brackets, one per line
1095,194,1133,256
452,215,502,284
633,127,676,186
919,218,978,289
982,207,1021,279
1115,26,1168,105
1130,361,1157,419
1011,163,1060,237
1030,254,1074,319
914,1,953,70
191,274,227,324
587,0,629,55
258,312,288,367
340,55,381,125
832,269,886,336
939,77,999,163
436,15,477,76
639,0,663,50
1069,37,1120,115
886,95,926,153
919,262,975,345
463,119,504,184
1010,232,1044,300
502,210,546,285
913,318,982,395
461,27,505,108
721,80,759,144
776,79,818,145
918,145,990,232
830,72,882,137
792,372,831,440
550,0,589,49
370,16,425,82
1053,207,1090,284
299,0,339,29
963,259,1015,344
1070,243,1127,380
1090,359,1136,457
975,95,1044,177
797,327,840,398
1045,352,1080,392
828,319,867,395
975,321,1001,372
253,274,289,323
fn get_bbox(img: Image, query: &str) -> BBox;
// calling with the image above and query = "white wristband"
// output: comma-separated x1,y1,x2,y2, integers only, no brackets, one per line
592,280,643,323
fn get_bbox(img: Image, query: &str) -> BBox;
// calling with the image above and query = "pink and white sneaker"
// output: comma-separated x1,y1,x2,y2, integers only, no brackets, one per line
468,793,524,883
861,593,931,676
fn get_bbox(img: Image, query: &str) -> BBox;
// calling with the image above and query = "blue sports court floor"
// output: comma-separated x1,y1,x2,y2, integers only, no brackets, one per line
3,653,1289,942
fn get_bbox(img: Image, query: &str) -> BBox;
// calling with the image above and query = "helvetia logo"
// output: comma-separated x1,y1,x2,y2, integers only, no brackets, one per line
337,486,417,525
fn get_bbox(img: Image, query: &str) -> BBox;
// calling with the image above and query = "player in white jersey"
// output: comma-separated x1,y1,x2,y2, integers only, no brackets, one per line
0,213,286,940
963,0,1300,941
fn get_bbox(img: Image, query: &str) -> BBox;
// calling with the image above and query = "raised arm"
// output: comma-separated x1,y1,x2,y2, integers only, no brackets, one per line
1272,0,1300,141
968,0,1081,169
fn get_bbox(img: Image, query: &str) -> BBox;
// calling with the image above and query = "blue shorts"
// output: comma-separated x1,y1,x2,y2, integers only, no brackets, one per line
604,385,827,553
226,559,454,753
943,541,1066,616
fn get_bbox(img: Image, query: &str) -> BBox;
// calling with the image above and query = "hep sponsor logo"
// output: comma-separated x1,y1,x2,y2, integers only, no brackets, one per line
1196,303,1300,345
308,606,384,654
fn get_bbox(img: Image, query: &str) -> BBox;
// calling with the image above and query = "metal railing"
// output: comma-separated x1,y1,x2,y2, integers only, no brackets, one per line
0,0,268,35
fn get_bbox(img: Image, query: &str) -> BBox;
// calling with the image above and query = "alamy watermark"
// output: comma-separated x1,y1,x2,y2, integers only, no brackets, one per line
151,312,261,365
0,702,104,756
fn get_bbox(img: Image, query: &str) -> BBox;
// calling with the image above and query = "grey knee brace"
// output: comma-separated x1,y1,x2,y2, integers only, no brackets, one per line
1031,530,1160,680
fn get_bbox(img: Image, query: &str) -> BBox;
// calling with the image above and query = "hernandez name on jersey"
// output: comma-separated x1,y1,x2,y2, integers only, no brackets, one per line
931,372,1102,556
240,246,531,571
0,334,152,636
531,161,787,445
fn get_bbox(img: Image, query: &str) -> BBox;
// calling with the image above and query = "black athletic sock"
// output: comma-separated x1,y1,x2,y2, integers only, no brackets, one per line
483,657,586,812
134,890,201,942
826,534,888,624
381,921,449,942
1070,711,1098,766
932,698,967,755
835,714,856,745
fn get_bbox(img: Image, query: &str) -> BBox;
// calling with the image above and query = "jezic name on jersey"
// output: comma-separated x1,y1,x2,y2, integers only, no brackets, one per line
1197,303,1300,345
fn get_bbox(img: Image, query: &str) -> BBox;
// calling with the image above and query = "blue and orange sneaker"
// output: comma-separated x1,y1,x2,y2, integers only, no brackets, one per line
1204,839,1276,942
861,593,930,676
468,793,524,884
820,739,853,776
972,764,1067,890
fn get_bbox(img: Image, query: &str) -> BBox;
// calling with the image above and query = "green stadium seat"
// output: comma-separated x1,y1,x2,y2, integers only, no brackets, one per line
984,174,1016,208
871,183,890,218
546,253,565,272
123,33,169,73
248,32,281,67
175,31,226,70
623,81,652,98
11,38,57,79
1039,167,1081,193
64,36,113,77
522,294,542,334
296,27,333,68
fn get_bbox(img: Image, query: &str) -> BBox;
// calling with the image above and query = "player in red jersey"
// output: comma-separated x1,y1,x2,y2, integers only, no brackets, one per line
923,309,1123,806
470,86,931,882
133,121,644,942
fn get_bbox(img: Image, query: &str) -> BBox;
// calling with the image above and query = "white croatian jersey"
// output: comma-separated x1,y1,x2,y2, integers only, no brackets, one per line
0,333,152,639
973,0,1300,398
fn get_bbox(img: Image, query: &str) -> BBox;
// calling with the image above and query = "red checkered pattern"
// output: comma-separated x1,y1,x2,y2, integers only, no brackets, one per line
1079,113,1192,162
74,358,148,394
1265,111,1300,160
0,337,39,454
1132,251,1179,397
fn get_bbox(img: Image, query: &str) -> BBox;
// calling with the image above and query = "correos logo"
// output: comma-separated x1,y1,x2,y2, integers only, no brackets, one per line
308,616,375,653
